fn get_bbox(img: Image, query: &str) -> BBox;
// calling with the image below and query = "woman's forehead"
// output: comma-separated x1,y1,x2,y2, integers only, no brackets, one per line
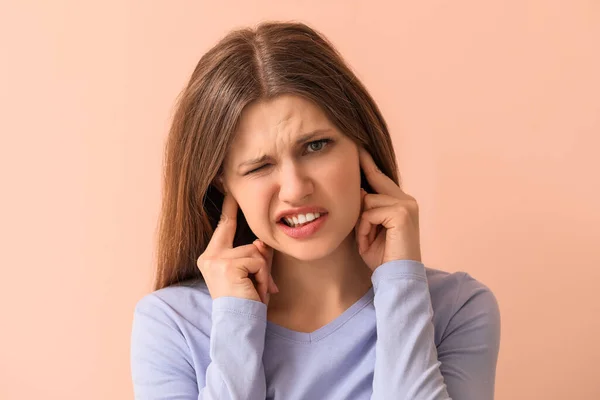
235,95,329,139
226,96,334,160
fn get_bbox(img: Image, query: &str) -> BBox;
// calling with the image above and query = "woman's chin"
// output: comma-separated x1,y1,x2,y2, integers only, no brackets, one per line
273,238,346,262
266,224,356,261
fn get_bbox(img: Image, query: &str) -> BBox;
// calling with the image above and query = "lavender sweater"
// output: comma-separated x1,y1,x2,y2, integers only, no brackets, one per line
131,260,501,399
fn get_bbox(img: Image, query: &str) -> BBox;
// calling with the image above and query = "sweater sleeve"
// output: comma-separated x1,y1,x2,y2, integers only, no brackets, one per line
130,293,268,400
370,260,500,400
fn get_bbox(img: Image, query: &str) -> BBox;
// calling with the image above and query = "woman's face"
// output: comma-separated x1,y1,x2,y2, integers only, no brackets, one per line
221,94,362,260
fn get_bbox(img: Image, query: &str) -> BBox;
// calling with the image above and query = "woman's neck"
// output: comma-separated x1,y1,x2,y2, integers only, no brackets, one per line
267,233,373,332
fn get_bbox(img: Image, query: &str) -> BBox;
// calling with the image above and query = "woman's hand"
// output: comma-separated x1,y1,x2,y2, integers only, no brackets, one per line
354,147,422,271
197,193,279,305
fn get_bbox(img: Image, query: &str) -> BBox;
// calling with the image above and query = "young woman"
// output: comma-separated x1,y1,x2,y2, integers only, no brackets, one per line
130,21,501,399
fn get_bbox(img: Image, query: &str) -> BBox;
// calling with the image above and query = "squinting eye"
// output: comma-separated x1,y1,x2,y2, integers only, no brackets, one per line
245,165,267,175
244,139,332,176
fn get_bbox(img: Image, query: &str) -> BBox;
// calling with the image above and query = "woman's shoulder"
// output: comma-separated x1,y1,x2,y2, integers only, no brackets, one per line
133,279,213,332
425,265,497,300
424,265,501,344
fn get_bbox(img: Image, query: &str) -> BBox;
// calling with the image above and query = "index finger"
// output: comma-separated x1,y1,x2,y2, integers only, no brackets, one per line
359,147,401,196
210,192,238,249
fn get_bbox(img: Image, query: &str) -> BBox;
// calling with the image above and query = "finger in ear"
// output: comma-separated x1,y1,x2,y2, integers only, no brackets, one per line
214,176,228,195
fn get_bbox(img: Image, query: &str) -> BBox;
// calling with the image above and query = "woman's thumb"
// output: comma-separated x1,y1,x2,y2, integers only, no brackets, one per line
253,239,278,293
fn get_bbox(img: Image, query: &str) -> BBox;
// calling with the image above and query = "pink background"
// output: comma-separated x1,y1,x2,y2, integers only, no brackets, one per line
1,1,599,399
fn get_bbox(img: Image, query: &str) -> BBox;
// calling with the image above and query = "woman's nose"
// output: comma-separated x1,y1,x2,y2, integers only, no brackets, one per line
278,163,313,204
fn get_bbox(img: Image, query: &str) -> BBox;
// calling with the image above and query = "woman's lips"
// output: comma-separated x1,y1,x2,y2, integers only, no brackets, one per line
276,213,328,239
275,207,329,222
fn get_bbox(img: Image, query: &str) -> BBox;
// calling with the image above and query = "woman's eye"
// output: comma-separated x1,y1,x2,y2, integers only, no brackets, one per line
246,165,266,175
244,139,332,176
306,138,332,153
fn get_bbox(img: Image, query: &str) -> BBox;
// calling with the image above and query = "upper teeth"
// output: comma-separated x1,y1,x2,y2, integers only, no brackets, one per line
284,212,321,226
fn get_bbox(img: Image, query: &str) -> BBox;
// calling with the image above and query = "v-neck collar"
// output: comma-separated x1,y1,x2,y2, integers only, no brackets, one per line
265,286,374,343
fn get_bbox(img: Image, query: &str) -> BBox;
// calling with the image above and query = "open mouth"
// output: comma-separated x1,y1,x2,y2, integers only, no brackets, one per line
279,212,327,228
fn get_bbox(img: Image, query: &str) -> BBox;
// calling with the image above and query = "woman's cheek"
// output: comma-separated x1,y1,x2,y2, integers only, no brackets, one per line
242,191,270,234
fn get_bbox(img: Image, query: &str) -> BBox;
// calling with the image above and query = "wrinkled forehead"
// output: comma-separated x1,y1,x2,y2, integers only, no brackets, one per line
224,95,334,167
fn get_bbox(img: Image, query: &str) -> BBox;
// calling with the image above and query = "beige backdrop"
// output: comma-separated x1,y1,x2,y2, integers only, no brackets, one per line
2,1,599,399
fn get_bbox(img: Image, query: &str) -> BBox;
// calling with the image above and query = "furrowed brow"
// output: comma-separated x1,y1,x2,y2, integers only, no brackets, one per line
236,128,333,171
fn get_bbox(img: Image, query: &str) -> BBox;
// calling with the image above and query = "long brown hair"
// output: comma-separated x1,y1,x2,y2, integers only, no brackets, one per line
154,21,401,290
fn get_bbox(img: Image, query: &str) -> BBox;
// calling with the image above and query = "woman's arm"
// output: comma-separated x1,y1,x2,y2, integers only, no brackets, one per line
130,294,268,400
370,260,501,400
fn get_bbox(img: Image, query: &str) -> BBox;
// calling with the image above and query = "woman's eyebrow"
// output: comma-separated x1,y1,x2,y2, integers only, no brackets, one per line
236,128,333,171
295,128,333,145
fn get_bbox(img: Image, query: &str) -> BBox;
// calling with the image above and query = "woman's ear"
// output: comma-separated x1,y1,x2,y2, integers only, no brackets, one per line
214,176,228,195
